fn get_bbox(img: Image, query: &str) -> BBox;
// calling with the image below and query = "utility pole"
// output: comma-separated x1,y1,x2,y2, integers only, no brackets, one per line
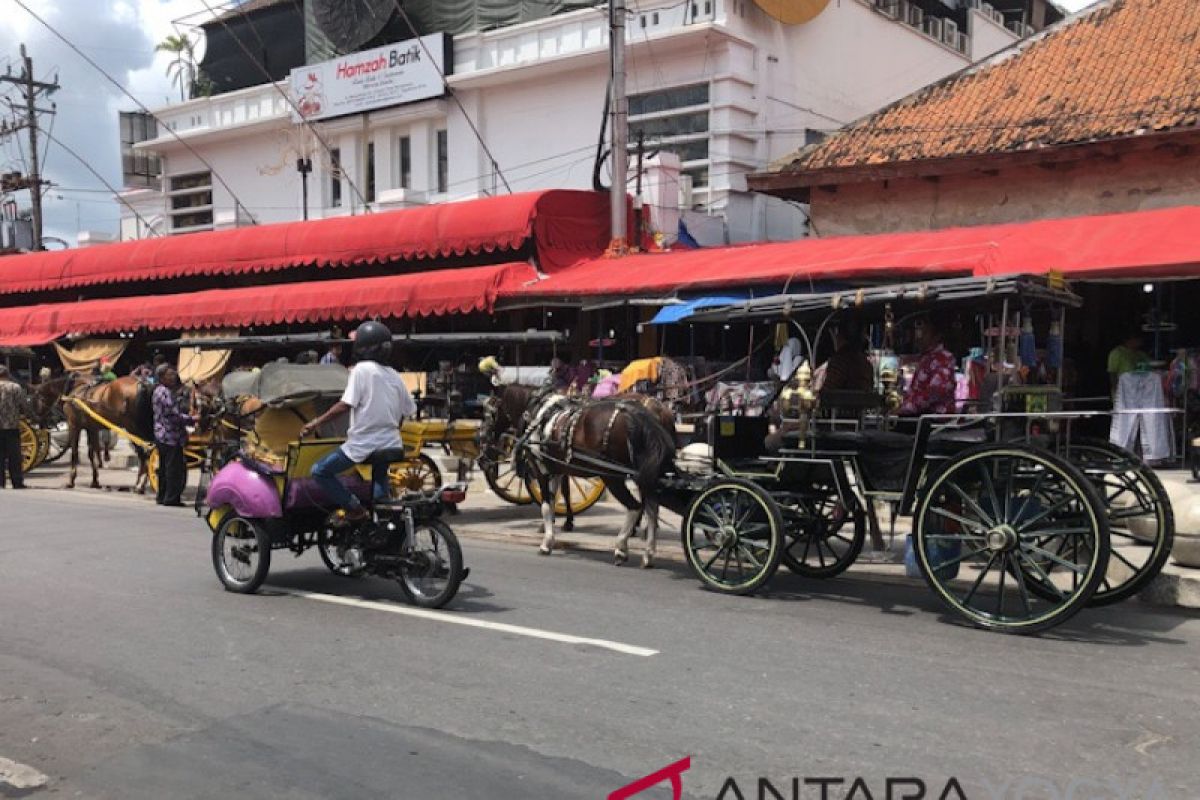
0,44,59,250
607,0,629,256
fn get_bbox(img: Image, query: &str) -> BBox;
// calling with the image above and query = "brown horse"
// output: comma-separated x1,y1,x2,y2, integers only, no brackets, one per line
63,376,154,490
483,384,676,566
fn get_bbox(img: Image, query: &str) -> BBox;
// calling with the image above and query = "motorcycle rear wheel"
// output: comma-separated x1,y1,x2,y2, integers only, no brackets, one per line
397,518,463,609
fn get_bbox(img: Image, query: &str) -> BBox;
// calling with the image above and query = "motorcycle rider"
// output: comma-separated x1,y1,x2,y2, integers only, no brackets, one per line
300,320,417,522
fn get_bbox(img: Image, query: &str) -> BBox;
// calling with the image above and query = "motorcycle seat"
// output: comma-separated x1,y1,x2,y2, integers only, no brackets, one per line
366,447,411,468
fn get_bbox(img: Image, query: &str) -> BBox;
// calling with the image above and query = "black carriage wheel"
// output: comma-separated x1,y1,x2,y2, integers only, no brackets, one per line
1044,440,1173,607
397,518,464,609
914,446,1109,635
317,528,367,578
212,514,271,594
780,487,866,579
682,477,784,595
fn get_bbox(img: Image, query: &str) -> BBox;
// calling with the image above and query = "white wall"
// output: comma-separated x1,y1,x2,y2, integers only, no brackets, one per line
124,0,1030,244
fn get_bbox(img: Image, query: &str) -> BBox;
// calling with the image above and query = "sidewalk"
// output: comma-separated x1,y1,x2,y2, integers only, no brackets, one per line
19,445,1200,610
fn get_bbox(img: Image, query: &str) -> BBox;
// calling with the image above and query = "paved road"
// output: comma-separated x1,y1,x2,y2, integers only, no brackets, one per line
1,486,1198,799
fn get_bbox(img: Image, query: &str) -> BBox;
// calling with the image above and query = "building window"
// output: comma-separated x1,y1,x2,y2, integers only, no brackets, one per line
167,171,213,232
119,111,160,190
330,147,342,208
628,82,711,200
399,135,412,189
366,141,376,203
436,129,448,194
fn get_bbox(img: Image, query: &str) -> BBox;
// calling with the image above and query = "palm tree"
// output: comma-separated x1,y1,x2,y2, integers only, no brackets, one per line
156,34,197,102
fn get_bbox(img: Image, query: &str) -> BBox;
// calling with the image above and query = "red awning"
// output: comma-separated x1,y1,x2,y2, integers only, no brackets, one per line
0,263,535,343
510,205,1200,298
0,190,608,296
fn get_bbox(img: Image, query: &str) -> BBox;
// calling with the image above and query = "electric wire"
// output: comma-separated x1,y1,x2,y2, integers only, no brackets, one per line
9,0,260,225
197,0,373,212
39,126,163,237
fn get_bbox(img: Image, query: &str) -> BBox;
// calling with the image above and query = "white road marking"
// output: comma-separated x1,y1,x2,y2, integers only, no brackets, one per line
285,590,659,657
0,756,49,790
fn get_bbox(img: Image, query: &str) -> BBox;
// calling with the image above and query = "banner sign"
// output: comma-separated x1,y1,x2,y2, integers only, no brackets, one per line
289,33,450,121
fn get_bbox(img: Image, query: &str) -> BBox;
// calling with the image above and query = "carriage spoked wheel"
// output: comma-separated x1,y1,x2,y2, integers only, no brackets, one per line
19,420,43,473
682,477,784,595
914,445,1109,635
389,454,443,495
1045,440,1172,607
482,434,534,506
212,514,271,593
779,486,866,578
527,474,607,515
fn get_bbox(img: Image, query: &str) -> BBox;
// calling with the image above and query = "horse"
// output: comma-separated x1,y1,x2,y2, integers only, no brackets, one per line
482,383,676,533
484,384,676,567
63,376,154,491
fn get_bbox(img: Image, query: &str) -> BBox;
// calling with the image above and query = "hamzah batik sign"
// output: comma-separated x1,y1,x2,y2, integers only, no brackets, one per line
289,33,450,122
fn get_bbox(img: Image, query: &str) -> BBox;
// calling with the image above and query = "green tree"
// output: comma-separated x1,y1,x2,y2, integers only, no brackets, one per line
156,34,197,102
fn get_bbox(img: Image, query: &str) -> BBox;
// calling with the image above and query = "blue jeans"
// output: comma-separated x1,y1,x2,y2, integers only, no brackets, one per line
311,447,390,510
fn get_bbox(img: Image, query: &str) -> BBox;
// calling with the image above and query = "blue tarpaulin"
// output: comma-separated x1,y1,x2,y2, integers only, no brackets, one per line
650,294,751,324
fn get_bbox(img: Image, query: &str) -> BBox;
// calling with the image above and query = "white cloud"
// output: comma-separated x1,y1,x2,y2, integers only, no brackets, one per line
1,0,213,244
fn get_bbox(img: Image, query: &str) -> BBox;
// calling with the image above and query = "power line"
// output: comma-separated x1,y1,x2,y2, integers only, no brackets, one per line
10,0,259,226
40,126,163,237
197,0,374,213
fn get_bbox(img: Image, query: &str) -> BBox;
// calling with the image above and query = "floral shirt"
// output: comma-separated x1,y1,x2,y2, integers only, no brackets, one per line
0,379,26,429
152,384,191,446
900,345,957,416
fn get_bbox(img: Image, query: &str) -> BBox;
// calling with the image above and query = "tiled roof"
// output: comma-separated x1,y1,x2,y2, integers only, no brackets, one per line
764,0,1200,180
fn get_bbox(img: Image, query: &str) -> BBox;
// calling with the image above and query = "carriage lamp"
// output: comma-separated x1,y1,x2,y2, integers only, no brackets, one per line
879,366,903,413
780,361,818,439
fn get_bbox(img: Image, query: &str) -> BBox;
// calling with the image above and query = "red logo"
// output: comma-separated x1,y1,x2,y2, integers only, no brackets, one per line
609,757,691,800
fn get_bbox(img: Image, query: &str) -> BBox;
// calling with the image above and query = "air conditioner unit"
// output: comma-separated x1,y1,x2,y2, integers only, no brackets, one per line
957,31,969,53
942,18,959,45
923,16,944,40
961,0,982,9
906,4,924,28
1022,22,1036,36
992,9,1005,24
980,2,995,15
875,0,900,18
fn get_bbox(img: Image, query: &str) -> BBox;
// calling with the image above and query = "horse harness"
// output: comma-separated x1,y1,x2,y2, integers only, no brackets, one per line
515,387,640,478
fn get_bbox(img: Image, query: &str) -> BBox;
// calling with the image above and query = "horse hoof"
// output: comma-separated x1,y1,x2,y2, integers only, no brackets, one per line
613,552,627,566
562,521,575,533
641,556,655,569
538,546,552,556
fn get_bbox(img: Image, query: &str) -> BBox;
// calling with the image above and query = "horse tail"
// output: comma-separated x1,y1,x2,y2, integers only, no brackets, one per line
625,407,675,493
134,382,155,442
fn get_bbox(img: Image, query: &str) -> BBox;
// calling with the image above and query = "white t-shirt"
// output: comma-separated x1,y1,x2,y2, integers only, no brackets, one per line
339,361,417,462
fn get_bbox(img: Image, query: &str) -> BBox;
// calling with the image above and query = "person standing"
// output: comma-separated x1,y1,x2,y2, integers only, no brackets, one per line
0,366,28,489
152,365,192,506
1107,331,1149,395
320,343,343,365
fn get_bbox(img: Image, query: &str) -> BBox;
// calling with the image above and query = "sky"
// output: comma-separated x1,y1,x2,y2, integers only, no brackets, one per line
1,0,215,246
0,0,1106,247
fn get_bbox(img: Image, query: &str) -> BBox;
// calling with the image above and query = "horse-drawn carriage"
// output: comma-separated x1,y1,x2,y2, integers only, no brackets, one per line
655,274,1173,633
485,274,1172,635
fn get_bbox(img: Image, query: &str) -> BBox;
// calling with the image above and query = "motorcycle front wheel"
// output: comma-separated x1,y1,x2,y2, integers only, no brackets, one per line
397,518,464,609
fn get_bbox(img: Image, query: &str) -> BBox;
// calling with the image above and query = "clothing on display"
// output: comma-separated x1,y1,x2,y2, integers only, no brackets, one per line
1110,371,1174,462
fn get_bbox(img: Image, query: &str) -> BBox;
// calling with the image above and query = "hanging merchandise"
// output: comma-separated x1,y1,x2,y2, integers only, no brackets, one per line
1018,313,1037,368
1046,320,1063,370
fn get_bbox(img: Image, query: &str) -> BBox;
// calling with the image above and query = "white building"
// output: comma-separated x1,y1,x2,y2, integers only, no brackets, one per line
120,0,1057,245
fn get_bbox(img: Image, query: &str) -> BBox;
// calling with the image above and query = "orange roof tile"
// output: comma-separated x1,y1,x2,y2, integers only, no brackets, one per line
763,0,1200,181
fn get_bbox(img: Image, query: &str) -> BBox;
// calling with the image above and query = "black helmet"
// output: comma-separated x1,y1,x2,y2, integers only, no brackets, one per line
353,320,392,362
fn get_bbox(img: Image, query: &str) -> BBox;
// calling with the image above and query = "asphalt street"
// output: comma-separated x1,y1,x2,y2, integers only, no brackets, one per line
1,485,1199,799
